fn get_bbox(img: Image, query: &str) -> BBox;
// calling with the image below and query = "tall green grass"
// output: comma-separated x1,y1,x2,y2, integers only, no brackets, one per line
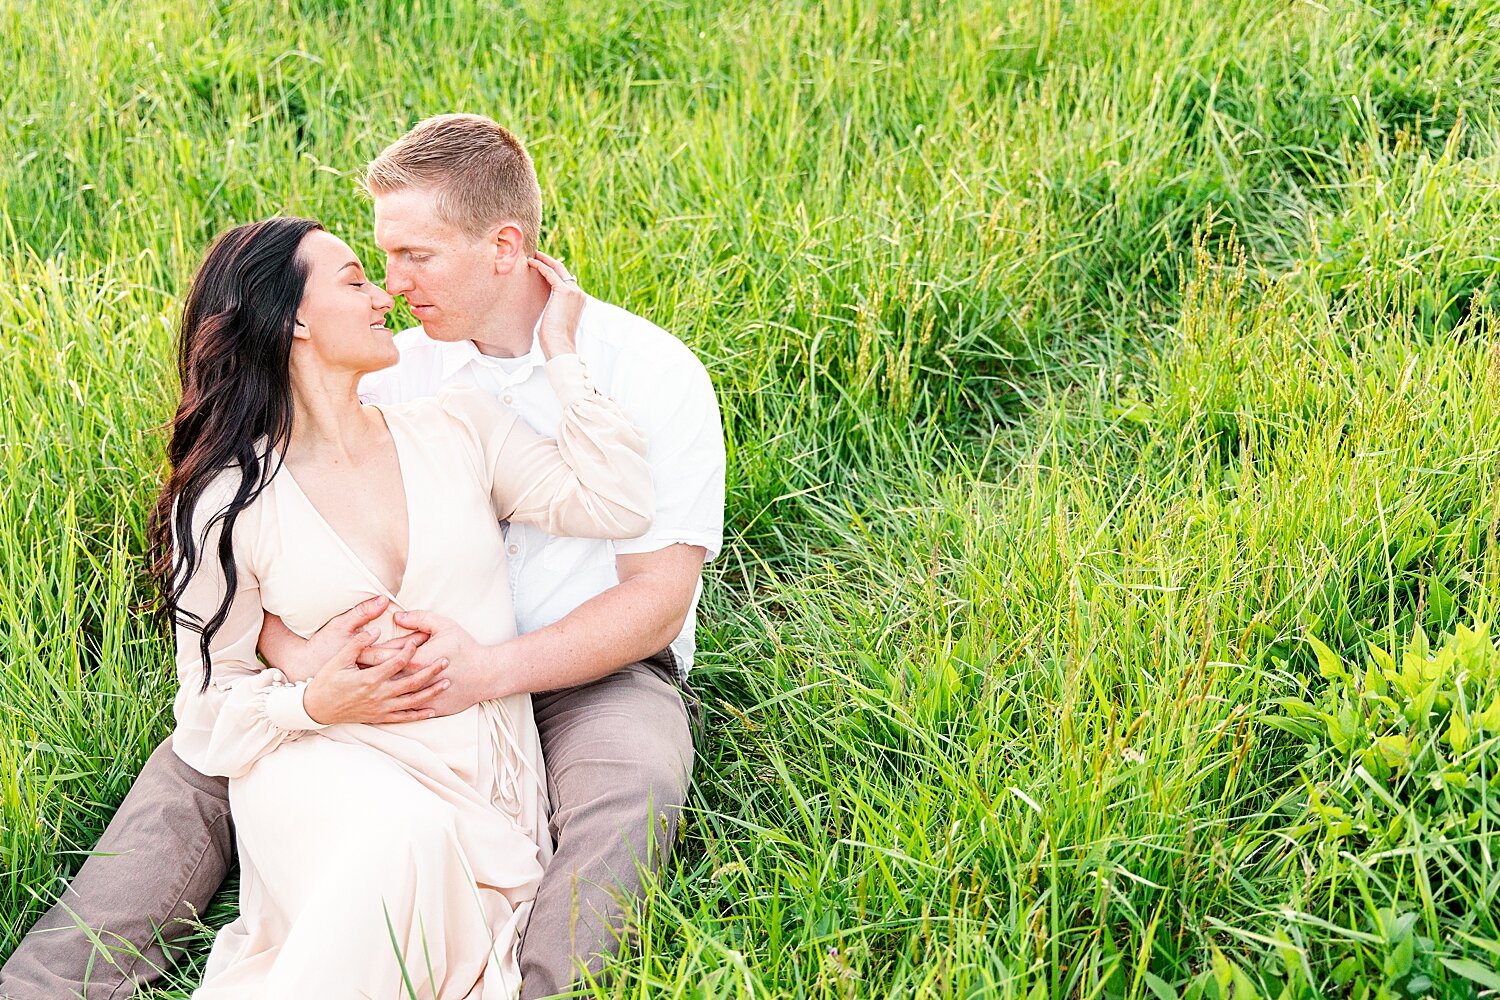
5,0,1500,995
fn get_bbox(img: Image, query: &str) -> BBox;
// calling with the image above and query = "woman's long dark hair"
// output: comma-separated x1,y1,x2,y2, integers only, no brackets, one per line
148,217,324,690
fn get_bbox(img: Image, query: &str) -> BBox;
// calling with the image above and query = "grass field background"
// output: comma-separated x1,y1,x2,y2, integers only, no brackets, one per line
5,0,1500,996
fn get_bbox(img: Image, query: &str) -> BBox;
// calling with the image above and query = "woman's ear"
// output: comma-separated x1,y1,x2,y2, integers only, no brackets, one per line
292,317,312,341
491,223,526,274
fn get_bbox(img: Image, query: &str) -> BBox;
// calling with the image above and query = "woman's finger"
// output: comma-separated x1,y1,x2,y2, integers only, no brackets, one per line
383,708,438,723
533,250,573,281
372,638,419,680
354,647,391,668
357,632,424,666
393,680,449,712
319,629,376,675
389,658,448,698
528,257,582,296
527,256,565,289
393,610,445,634
370,633,419,652
328,595,389,637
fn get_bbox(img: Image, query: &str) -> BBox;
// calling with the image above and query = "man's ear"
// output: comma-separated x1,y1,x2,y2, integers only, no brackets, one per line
491,222,526,274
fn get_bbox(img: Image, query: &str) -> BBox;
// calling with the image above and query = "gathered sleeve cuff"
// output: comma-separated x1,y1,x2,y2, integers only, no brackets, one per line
436,363,654,539
174,668,329,779
265,679,327,730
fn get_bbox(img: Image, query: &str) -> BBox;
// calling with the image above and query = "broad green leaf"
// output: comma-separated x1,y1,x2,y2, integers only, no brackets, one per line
1332,957,1361,986
1427,576,1456,625
1373,734,1410,769
1142,971,1179,1000
1412,679,1440,727
1368,643,1397,675
1439,957,1500,991
1308,634,1346,680
1384,931,1414,978
1448,710,1469,752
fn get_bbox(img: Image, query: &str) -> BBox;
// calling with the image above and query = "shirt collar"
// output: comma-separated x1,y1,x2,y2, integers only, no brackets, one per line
435,326,546,383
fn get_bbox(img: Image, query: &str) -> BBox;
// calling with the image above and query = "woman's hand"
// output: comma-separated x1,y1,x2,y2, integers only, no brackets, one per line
530,250,586,359
261,596,392,683
302,631,450,725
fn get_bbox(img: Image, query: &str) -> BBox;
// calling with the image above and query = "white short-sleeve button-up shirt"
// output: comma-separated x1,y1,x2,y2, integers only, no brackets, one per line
358,297,725,676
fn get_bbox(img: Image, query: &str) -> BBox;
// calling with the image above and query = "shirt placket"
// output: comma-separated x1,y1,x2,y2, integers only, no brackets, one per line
475,356,544,597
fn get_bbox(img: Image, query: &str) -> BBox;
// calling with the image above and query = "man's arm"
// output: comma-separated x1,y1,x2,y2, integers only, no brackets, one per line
489,544,704,695
390,543,705,710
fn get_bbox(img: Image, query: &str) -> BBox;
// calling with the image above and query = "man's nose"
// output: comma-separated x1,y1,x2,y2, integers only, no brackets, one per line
383,259,413,296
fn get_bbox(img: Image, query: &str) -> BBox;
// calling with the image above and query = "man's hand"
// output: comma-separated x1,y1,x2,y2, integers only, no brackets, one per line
354,610,497,717
260,596,395,683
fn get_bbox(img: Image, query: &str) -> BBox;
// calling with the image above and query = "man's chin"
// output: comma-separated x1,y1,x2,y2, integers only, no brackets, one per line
416,322,471,344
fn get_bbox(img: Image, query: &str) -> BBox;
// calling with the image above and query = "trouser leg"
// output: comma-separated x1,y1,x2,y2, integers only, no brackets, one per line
519,653,696,999
0,737,233,1000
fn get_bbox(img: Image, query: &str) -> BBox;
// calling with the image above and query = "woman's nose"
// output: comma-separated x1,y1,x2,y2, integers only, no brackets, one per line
372,284,395,312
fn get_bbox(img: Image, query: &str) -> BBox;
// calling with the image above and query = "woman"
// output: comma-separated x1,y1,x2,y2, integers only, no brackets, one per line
151,217,652,998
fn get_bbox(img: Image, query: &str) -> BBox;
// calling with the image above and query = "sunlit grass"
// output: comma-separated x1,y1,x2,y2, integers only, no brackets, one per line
5,0,1500,996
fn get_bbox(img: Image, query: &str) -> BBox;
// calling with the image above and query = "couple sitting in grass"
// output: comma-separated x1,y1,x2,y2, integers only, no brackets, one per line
0,114,725,1000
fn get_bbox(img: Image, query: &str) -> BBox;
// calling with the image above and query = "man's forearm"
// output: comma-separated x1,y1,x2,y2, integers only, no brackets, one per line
481,576,687,699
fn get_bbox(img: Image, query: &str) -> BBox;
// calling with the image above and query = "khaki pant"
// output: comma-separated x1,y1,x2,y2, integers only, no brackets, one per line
0,653,695,1000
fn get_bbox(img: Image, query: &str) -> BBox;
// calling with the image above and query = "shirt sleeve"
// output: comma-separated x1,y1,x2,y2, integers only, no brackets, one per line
436,357,655,539
609,357,725,561
171,474,326,779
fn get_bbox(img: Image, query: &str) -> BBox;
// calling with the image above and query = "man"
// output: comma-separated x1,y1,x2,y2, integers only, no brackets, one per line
1,113,724,999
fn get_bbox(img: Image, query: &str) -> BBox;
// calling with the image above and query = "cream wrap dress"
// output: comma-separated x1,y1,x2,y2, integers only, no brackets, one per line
171,357,653,999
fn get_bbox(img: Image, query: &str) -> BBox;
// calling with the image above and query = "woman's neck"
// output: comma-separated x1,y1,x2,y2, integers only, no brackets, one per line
286,366,381,464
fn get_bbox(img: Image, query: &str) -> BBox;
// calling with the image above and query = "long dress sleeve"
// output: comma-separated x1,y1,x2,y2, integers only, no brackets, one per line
171,473,327,779
437,355,654,539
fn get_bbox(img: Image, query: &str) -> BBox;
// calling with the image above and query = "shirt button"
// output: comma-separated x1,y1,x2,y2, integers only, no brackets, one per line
508,544,520,555
503,394,514,404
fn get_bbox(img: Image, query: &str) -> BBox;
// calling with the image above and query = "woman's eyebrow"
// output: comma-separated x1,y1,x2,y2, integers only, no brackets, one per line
338,261,362,274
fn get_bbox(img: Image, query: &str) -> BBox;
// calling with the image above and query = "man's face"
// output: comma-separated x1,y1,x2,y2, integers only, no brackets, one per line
373,187,499,341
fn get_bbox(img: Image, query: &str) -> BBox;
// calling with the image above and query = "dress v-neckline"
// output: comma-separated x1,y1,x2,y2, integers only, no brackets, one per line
277,405,416,603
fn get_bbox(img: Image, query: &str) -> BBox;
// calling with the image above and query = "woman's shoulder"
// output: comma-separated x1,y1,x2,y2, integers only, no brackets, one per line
177,458,274,547
192,455,270,507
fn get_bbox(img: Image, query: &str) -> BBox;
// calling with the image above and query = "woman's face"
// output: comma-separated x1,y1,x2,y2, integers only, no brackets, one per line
292,230,397,374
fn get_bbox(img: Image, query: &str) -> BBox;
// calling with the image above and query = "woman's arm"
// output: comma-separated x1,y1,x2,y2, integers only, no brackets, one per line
439,255,654,539
500,251,652,536
437,372,653,540
170,485,328,778
489,355,654,537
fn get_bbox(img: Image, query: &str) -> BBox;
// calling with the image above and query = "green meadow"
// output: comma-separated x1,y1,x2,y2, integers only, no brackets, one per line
5,0,1500,995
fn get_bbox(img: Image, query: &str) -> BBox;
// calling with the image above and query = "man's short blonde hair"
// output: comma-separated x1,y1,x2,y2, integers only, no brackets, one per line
365,113,542,254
